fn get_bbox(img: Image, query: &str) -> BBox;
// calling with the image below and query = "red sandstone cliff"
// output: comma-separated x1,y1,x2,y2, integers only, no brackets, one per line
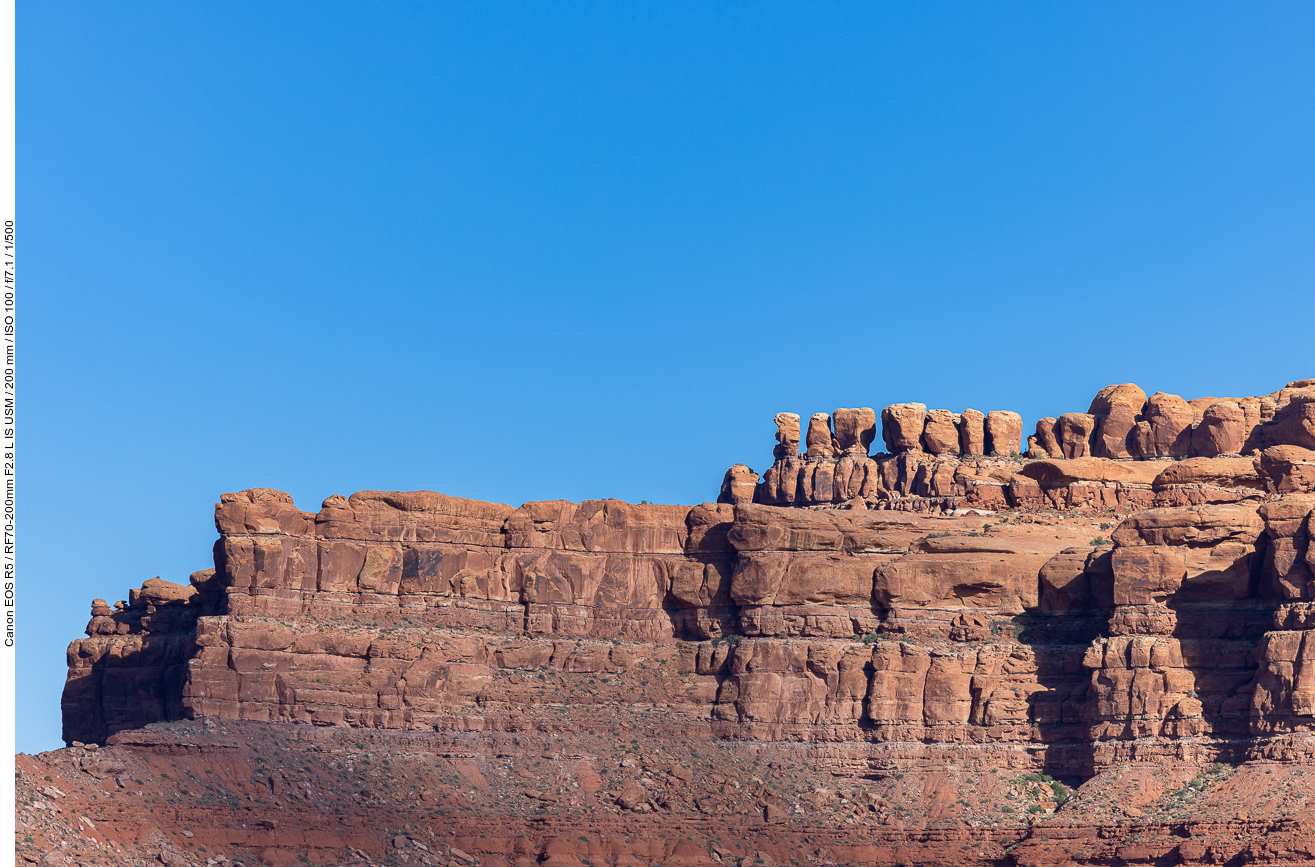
23,379,1315,867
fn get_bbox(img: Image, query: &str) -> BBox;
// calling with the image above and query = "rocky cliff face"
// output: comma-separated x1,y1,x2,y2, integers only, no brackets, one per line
30,380,1315,867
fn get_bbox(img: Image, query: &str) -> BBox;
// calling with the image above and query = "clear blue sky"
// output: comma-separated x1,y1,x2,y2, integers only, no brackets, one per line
19,3,1315,752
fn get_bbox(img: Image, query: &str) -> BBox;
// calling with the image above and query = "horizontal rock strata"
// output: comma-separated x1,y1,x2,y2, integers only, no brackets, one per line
45,377,1315,867
65,488,1315,767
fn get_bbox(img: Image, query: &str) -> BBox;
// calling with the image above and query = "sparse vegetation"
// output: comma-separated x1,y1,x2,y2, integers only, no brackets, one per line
1165,763,1234,803
1013,772,1070,806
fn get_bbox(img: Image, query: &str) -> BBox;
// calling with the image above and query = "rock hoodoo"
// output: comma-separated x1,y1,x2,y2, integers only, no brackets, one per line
26,377,1315,867
736,379,1315,510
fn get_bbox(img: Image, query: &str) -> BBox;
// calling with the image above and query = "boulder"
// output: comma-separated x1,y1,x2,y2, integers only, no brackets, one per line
616,784,647,810
881,403,927,453
1088,383,1148,416
759,462,784,505
1143,393,1195,457
129,577,197,608
1264,395,1315,450
1191,401,1246,456
1262,396,1281,423
718,465,760,506
1092,405,1140,459
959,409,986,455
1034,417,1061,458
215,487,316,537
805,413,836,458
912,460,961,497
832,407,877,456
1089,384,1146,458
1025,418,1057,457
921,409,961,455
985,410,1022,456
802,461,834,502
1055,413,1098,459
1129,420,1155,459
776,456,803,504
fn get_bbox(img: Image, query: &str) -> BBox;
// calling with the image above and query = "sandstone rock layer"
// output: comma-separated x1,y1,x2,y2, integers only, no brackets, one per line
42,377,1315,867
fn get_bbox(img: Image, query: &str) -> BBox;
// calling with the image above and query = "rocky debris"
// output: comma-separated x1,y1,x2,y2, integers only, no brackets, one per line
615,784,647,810
18,716,1315,867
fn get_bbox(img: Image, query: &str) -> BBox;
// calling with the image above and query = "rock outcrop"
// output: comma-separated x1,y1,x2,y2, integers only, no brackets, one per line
746,379,1315,510
38,377,1315,867
880,403,925,453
